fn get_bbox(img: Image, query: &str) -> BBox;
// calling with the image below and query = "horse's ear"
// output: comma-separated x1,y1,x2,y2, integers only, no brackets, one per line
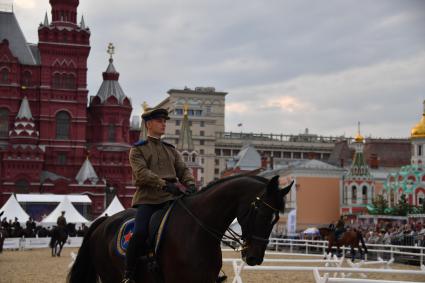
267,175,280,193
279,180,294,196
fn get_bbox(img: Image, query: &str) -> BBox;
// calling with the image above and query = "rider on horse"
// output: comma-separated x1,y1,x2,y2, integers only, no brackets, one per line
334,215,346,241
57,211,67,228
123,108,196,283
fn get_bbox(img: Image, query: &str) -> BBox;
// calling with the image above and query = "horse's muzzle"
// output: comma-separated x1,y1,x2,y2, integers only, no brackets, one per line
243,256,263,266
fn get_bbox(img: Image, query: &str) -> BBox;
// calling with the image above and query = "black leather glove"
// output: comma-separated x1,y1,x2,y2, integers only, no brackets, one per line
163,182,182,196
185,184,197,195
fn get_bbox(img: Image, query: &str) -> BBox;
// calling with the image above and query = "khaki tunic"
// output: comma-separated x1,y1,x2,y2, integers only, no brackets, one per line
129,136,195,206
57,216,67,227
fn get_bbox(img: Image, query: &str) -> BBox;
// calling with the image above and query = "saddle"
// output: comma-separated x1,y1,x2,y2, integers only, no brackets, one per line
115,202,175,258
334,227,346,241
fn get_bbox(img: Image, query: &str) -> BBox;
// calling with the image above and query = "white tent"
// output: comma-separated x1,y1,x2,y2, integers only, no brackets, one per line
0,194,30,223
98,196,125,218
41,196,89,226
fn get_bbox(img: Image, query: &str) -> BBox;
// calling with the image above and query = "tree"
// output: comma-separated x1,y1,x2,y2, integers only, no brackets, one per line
395,194,411,216
370,194,389,215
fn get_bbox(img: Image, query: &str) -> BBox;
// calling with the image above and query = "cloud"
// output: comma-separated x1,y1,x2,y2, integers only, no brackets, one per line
227,51,425,137
8,0,425,138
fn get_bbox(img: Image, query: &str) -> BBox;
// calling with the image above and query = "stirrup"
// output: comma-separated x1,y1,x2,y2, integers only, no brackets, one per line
121,278,135,283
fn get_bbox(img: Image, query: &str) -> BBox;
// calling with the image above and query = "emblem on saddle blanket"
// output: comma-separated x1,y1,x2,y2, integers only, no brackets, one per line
115,204,174,257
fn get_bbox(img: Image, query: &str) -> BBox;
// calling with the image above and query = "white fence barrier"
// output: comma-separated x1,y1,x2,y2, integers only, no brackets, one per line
3,237,83,250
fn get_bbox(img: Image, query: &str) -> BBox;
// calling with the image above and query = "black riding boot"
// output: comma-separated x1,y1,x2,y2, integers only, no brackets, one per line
122,236,139,283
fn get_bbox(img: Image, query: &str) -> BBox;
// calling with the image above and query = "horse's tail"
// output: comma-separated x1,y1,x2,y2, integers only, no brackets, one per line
357,230,368,254
67,217,107,283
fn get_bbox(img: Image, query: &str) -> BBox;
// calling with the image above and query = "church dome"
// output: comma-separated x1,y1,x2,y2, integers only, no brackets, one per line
411,101,425,139
354,133,364,143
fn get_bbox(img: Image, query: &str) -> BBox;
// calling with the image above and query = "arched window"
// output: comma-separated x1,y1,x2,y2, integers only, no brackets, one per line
1,68,9,83
0,108,9,137
362,185,368,204
52,73,61,88
352,185,357,204
56,111,70,139
108,124,116,142
22,71,31,87
16,179,29,194
65,74,76,89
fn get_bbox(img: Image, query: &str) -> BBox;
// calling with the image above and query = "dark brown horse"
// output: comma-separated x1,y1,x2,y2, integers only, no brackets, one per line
0,226,6,253
318,227,367,261
68,175,293,283
49,225,68,257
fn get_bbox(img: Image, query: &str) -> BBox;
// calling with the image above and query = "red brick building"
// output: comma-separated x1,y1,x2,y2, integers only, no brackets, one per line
0,0,140,218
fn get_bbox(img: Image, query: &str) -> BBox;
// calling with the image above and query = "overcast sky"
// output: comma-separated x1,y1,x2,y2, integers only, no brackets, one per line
6,0,425,138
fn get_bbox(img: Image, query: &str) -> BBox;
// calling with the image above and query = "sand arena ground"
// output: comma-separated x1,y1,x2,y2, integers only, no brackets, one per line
0,248,424,283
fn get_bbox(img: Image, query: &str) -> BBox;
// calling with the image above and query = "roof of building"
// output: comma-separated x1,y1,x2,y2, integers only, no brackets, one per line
363,139,410,168
16,96,33,119
16,194,92,204
0,11,37,65
227,144,261,170
328,140,353,167
167,87,227,96
95,58,129,105
328,139,410,169
262,159,345,177
75,158,99,185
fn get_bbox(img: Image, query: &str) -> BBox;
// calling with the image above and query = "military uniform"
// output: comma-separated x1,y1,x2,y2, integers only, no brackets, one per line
124,108,195,283
129,136,195,205
57,215,67,227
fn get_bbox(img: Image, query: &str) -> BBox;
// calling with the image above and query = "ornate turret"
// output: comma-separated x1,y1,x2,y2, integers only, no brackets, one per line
9,96,39,144
49,0,79,26
411,100,425,139
93,43,130,105
411,100,425,165
75,157,99,185
87,43,132,145
342,122,374,214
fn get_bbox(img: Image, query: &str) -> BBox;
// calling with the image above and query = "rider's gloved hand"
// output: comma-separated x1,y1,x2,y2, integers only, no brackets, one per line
163,182,182,196
184,184,197,195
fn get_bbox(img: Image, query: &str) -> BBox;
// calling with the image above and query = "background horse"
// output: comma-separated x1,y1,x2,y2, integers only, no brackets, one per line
318,227,367,261
49,225,68,257
68,175,292,283
0,225,6,253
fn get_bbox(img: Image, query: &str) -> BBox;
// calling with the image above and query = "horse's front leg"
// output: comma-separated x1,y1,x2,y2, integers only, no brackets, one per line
58,242,64,257
51,241,56,257
350,246,355,262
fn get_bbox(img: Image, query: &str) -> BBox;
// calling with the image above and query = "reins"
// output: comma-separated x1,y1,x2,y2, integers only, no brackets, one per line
176,190,281,251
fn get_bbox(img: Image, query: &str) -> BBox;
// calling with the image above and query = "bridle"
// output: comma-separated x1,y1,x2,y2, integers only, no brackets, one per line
176,191,281,251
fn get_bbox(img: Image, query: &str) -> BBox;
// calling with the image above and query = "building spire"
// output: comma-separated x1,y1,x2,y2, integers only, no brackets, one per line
43,12,49,26
80,15,86,29
107,42,115,62
354,121,364,143
17,96,33,120
178,103,194,151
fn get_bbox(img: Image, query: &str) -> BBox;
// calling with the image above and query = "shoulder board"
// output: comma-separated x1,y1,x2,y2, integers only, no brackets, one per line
161,141,175,148
133,140,148,147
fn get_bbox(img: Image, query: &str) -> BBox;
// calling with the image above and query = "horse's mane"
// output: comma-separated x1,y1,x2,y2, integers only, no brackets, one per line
199,173,268,193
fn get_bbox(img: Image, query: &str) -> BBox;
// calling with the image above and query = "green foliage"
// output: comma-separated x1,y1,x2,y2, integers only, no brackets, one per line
370,194,388,215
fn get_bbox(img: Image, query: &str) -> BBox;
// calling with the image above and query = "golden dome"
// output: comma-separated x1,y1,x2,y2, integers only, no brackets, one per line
354,121,364,143
354,133,364,143
411,114,425,139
